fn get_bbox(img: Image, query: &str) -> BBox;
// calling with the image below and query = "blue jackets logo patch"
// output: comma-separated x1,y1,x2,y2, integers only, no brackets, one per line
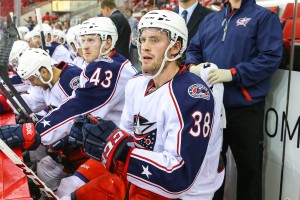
236,17,251,27
188,84,210,100
133,114,156,151
69,76,80,90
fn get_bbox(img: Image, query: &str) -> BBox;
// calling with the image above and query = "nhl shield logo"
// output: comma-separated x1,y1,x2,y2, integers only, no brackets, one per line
236,17,251,27
188,84,210,100
96,56,113,63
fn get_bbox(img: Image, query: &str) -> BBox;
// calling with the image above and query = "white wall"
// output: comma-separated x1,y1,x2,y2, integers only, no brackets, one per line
264,70,300,200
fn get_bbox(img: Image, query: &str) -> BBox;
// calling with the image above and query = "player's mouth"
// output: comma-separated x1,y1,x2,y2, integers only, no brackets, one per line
142,55,153,61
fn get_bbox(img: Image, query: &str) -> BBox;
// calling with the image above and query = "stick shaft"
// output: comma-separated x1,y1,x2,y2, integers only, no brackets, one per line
0,139,59,199
35,8,47,51
0,81,27,118
0,75,38,123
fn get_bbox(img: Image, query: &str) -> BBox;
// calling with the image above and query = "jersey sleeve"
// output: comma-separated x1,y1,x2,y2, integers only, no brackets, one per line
57,64,82,98
7,72,30,93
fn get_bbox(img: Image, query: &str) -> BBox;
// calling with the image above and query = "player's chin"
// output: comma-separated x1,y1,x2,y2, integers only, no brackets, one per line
141,60,153,68
84,57,94,63
141,65,152,73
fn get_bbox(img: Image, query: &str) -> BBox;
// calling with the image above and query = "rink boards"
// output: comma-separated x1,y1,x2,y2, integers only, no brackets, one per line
0,112,31,200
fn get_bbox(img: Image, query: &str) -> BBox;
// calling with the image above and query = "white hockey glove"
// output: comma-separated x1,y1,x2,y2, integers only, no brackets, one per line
208,69,232,85
189,62,210,75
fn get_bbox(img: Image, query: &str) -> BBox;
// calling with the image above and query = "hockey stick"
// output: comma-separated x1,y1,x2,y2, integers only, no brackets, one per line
35,8,47,51
0,15,39,123
0,81,27,118
0,139,59,200
9,12,21,40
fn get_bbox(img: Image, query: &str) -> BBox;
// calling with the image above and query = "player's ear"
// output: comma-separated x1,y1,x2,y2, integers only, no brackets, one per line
170,41,181,57
40,67,50,75
105,38,112,49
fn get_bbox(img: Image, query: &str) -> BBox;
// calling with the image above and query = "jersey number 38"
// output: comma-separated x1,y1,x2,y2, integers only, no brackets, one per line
189,111,211,138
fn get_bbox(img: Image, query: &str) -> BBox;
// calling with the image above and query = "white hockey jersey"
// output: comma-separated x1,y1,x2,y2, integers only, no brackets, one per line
3,70,30,93
71,57,86,70
35,51,137,145
120,67,224,199
46,42,73,64
9,62,81,117
19,62,81,113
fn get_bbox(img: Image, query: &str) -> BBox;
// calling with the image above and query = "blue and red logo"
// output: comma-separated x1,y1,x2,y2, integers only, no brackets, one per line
188,84,210,100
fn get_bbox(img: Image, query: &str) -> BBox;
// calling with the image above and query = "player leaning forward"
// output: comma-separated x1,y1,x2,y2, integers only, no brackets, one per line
69,10,225,200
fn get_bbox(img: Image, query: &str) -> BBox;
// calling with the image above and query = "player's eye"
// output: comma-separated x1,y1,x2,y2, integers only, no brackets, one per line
139,37,146,43
150,38,159,43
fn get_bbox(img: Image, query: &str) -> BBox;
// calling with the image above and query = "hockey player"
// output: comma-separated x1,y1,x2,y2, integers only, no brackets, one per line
65,10,224,200
53,29,67,45
30,17,136,145
9,40,30,68
17,26,30,40
24,30,42,48
5,40,30,93
16,48,82,114
38,16,136,192
17,48,83,190
33,23,72,63
66,25,86,69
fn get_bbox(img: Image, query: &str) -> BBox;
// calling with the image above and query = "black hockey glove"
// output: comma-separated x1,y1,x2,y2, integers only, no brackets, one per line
69,115,86,147
69,115,102,147
82,116,133,172
0,123,40,150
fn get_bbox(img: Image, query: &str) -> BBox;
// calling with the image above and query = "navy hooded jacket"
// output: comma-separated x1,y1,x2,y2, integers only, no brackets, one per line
185,0,283,108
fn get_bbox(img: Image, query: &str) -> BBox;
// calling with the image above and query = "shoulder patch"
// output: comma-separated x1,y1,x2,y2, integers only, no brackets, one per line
188,84,210,100
95,56,113,63
69,76,80,90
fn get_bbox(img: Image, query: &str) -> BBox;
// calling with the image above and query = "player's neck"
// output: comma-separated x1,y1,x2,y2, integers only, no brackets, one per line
51,67,61,85
153,62,180,88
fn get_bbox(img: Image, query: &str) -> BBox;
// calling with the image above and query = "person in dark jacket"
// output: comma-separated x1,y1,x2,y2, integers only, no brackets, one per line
185,0,283,200
100,0,131,59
